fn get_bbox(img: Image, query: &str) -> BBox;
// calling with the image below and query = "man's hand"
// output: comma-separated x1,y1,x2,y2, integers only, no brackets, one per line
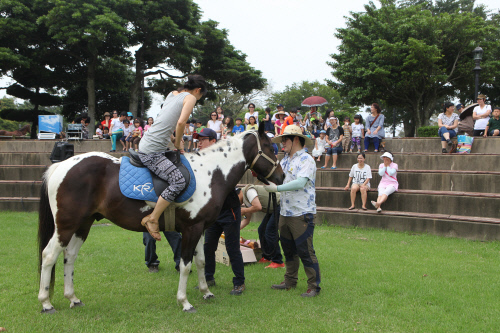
263,181,278,193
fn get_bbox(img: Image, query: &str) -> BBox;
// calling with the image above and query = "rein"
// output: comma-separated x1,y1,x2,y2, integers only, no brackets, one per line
247,131,279,181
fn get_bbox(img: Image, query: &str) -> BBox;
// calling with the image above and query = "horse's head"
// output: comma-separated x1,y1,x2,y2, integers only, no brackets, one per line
243,122,284,186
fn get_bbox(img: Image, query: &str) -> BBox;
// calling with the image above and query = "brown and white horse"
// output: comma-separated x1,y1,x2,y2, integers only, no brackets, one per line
0,124,30,136
37,125,283,313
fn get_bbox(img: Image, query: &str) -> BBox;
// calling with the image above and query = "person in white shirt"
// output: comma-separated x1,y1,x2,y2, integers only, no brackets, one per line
207,111,223,139
244,103,258,127
109,111,127,152
473,94,492,136
344,152,372,210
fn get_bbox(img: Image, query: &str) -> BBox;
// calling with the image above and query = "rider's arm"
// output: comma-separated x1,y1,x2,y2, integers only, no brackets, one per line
175,95,197,150
276,177,308,192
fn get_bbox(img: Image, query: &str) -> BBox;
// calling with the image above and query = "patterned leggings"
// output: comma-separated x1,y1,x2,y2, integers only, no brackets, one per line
138,151,186,202
350,137,361,151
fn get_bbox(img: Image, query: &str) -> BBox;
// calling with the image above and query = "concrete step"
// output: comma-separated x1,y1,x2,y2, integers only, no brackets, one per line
383,137,500,154
0,165,47,181
240,169,500,193
315,187,499,219
0,197,39,211
254,207,500,241
0,181,42,197
0,151,130,165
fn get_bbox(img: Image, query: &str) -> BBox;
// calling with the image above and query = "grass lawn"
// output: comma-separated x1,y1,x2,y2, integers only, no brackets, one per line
2,211,500,332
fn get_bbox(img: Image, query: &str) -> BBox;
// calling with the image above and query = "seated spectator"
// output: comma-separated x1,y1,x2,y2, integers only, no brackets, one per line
246,116,258,131
102,128,110,139
457,103,474,136
438,102,459,153
109,111,126,152
144,117,154,132
344,152,372,210
364,103,385,152
371,152,398,213
312,130,327,161
484,106,500,137
322,117,344,169
222,116,234,139
126,112,134,124
232,118,244,135
96,123,104,139
131,118,143,151
239,182,284,269
101,112,112,132
120,119,132,151
73,112,90,125
183,120,194,152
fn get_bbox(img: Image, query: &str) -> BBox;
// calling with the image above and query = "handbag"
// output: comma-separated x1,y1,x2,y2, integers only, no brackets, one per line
456,135,474,154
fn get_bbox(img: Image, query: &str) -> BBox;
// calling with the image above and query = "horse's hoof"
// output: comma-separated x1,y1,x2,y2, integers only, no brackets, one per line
71,301,85,308
41,307,56,314
203,293,215,300
183,307,197,313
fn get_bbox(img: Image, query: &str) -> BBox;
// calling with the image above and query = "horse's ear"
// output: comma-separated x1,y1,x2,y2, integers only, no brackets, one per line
258,121,265,137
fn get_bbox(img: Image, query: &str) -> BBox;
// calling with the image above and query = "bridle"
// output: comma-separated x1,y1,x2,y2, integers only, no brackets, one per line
247,131,279,182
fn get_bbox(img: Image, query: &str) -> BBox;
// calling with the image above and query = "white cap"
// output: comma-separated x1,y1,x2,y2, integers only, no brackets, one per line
380,152,393,161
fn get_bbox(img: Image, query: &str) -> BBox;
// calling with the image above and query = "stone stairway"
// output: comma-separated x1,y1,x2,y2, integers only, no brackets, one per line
1,137,499,241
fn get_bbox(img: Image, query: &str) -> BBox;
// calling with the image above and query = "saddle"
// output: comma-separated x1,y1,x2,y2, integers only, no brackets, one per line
119,149,196,204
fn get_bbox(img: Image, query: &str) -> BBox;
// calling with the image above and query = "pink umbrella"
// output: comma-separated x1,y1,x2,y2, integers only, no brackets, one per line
301,96,328,107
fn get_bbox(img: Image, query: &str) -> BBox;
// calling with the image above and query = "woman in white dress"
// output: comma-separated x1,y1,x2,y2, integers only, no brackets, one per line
207,111,223,139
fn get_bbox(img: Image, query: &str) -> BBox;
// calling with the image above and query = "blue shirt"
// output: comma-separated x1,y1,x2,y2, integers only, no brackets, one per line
232,125,245,134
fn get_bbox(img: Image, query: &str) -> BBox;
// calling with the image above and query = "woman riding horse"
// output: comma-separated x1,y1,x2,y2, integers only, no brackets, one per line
138,75,207,241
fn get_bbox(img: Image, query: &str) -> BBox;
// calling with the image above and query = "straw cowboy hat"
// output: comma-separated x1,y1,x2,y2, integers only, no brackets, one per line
272,125,313,145
274,110,287,116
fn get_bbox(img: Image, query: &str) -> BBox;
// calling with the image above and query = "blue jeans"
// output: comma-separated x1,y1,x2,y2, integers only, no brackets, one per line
258,209,283,264
326,146,342,156
438,127,457,141
143,231,181,270
364,136,380,151
204,207,245,286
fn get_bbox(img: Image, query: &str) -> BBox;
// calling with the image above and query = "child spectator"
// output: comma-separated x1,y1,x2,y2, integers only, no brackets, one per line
120,119,133,151
274,111,286,135
96,123,104,139
281,108,297,133
342,117,352,153
131,119,143,151
232,118,245,135
222,116,234,139
263,107,274,133
103,128,110,139
350,114,364,153
484,106,500,137
216,106,224,121
344,152,372,210
247,116,258,130
144,117,154,132
372,152,398,213
193,119,206,151
184,120,194,152
312,130,327,162
126,112,134,124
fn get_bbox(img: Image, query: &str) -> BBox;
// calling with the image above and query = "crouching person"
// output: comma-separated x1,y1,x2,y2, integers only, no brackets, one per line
264,125,321,297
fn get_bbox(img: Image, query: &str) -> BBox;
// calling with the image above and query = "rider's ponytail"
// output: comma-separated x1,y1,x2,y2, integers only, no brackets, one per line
184,75,207,96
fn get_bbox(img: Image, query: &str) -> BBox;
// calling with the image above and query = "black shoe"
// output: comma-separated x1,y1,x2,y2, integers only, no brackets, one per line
442,148,447,153
148,265,159,273
446,139,452,146
230,284,245,295
109,150,116,152
271,281,296,290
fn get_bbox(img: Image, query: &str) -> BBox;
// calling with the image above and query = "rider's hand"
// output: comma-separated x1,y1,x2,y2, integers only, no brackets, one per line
263,182,278,193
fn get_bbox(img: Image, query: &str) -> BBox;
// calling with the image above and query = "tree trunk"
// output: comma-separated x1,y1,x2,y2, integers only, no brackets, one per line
129,49,144,119
87,56,97,136
30,87,40,139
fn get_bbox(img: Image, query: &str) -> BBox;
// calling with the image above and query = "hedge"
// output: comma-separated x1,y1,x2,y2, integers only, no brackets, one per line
417,125,439,137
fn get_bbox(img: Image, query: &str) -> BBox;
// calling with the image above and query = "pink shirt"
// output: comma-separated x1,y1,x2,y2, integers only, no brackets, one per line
144,124,152,132
378,162,399,190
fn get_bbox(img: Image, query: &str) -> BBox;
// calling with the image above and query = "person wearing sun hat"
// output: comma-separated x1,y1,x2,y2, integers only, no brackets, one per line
371,151,399,213
263,125,321,297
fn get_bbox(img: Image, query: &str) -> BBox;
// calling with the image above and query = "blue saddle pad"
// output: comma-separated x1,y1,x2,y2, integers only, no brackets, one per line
119,155,196,203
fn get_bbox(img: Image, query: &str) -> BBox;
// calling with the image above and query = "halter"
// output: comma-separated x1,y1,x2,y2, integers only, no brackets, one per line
247,131,279,180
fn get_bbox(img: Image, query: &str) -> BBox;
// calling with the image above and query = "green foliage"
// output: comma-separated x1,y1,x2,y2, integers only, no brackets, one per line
329,0,500,137
4,213,500,331
267,81,358,119
417,125,440,137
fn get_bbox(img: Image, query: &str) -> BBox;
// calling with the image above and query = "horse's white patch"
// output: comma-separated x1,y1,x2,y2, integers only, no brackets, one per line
179,133,247,219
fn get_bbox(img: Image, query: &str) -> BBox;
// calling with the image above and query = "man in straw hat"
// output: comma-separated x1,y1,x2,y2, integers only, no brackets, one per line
263,125,321,297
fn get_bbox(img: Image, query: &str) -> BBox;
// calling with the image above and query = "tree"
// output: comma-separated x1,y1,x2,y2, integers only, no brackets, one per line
38,0,133,135
266,81,359,119
329,0,498,136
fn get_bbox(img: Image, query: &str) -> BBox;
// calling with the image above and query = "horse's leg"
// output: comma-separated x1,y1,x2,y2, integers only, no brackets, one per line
194,233,214,300
38,235,64,313
63,234,86,308
177,224,204,313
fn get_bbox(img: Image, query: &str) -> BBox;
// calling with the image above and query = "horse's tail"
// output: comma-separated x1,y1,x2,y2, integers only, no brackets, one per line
38,163,59,294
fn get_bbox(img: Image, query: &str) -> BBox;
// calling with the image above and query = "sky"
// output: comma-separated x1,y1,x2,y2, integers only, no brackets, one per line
2,0,499,118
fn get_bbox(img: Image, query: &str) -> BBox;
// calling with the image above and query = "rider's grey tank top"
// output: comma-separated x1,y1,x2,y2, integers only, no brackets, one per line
139,91,189,154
